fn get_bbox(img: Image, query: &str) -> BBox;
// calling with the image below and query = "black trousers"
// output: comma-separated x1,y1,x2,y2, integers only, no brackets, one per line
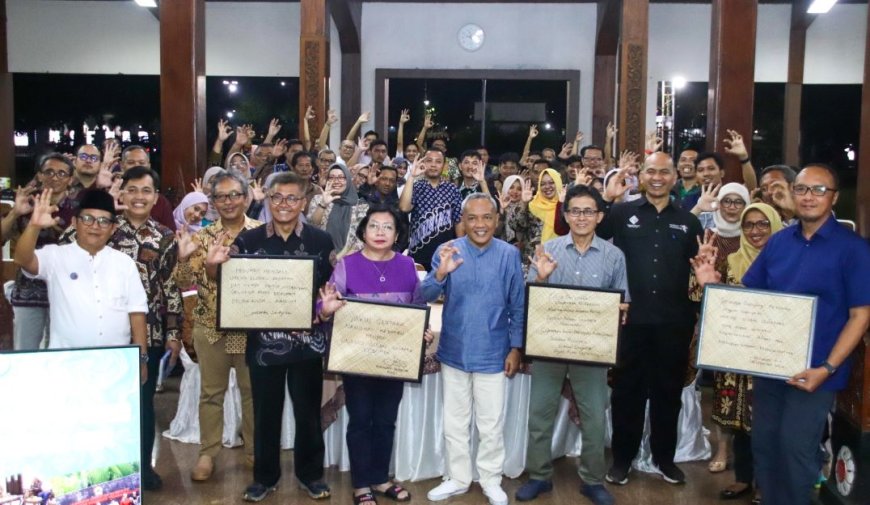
140,346,164,472
343,375,404,489
610,323,694,467
248,357,325,487
733,430,753,484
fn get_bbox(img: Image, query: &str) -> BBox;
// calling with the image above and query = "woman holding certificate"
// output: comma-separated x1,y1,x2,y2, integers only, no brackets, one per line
319,205,432,505
691,202,783,504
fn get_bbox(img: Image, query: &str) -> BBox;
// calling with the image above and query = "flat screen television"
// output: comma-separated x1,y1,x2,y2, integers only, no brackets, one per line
0,346,141,505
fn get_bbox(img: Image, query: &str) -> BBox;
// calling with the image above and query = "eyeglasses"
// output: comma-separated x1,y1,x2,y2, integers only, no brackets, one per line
327,175,346,181
78,214,115,229
720,198,746,208
78,153,100,163
741,220,771,232
366,222,396,233
41,170,71,179
269,193,304,206
567,208,600,218
792,184,837,196
212,192,245,203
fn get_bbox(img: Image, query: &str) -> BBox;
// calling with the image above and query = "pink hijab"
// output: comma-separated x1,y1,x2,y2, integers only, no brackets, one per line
172,191,209,232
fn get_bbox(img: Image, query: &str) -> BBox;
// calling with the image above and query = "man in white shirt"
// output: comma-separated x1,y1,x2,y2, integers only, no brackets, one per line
14,188,149,383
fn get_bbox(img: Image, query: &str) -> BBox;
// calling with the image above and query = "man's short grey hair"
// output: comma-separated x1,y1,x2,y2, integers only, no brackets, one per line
461,192,498,214
209,169,248,197
121,144,150,162
318,149,336,159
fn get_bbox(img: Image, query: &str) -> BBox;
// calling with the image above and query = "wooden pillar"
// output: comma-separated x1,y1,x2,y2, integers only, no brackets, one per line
592,0,619,147
300,0,329,141
857,3,870,239
159,0,205,198
616,0,648,156
783,2,814,167
0,0,12,186
706,0,757,183
331,0,361,139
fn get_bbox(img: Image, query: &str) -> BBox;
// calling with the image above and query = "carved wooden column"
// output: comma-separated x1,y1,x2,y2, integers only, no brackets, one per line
706,0,757,183
592,0,619,148
616,0,648,156
330,0,361,138
300,0,329,141
159,0,206,198
783,2,814,167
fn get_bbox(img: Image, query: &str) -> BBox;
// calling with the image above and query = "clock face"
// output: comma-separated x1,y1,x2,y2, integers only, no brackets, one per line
835,445,856,496
458,23,485,52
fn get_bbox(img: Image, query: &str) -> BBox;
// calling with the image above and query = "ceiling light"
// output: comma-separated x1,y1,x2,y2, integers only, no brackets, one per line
807,0,837,14
134,0,158,8
672,76,687,89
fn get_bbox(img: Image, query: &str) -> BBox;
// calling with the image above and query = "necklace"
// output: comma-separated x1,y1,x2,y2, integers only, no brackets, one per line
370,259,389,282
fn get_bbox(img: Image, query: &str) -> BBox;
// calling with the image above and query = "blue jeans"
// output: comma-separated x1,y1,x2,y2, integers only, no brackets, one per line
752,377,834,505
343,375,404,489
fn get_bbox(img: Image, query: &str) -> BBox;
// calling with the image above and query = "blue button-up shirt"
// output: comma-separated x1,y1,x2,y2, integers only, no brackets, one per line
742,215,870,391
421,237,526,373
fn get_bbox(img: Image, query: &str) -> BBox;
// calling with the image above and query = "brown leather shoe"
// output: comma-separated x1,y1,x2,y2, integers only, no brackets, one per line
191,455,214,481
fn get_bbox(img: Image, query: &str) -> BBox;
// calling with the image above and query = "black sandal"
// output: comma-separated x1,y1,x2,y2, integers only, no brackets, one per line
373,484,411,502
353,492,377,505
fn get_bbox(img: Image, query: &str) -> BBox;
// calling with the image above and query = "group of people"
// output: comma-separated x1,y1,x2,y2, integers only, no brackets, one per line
3,109,869,505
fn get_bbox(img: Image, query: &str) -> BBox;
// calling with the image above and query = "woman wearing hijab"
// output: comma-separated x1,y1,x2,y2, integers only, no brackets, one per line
692,202,783,504
201,166,225,225
528,168,564,244
172,191,209,232
307,164,369,258
498,174,528,248
225,151,251,178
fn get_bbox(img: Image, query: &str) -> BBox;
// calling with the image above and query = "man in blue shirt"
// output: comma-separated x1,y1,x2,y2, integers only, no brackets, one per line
742,164,870,505
420,193,525,505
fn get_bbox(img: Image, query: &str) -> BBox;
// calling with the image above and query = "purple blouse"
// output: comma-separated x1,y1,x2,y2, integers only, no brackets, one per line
330,251,423,305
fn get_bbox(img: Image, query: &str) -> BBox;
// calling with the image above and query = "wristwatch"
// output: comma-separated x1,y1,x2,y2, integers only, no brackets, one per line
140,353,150,364
821,360,837,375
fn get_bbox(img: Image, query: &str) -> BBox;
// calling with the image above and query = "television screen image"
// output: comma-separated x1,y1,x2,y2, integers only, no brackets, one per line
0,346,141,505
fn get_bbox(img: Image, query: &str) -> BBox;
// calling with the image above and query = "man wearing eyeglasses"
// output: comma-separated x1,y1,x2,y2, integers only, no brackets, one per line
580,145,606,178
742,164,870,505
1,153,78,350
226,171,335,502
517,185,628,505
173,170,261,482
71,144,103,190
13,188,148,375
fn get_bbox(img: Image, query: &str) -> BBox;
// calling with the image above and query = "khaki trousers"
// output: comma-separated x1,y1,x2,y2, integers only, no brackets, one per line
193,324,254,458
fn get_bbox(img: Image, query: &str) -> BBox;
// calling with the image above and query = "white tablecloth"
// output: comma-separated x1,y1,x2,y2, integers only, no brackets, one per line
162,350,710,481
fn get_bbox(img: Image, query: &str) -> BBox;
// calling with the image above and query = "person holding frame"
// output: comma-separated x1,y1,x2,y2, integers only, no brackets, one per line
318,205,433,505
516,185,629,505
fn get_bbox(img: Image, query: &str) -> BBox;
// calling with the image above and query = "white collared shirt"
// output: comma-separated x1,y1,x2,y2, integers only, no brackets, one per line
28,242,148,349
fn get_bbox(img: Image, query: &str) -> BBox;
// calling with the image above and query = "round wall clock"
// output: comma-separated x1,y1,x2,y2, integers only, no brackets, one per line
458,23,485,52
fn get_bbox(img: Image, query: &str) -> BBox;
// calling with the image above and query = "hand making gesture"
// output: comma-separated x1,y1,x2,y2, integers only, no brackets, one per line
317,282,346,321
28,189,59,229
520,178,534,203
694,183,721,213
723,129,749,161
217,119,232,142
176,224,200,261
434,240,464,282
530,244,558,281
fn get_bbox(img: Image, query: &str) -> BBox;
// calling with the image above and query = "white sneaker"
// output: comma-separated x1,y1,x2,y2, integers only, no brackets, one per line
482,483,508,505
427,480,469,501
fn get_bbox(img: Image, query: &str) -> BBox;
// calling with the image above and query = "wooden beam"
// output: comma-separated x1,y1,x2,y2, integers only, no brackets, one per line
159,0,206,199
783,1,815,167
300,0,330,141
616,0,648,156
592,0,619,147
330,0,361,138
706,0,757,183
857,2,870,238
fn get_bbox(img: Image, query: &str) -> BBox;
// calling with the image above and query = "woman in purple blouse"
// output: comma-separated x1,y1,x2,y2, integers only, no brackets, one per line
319,205,432,505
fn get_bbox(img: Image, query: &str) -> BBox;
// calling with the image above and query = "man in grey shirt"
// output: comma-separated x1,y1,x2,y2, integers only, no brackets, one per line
516,184,629,505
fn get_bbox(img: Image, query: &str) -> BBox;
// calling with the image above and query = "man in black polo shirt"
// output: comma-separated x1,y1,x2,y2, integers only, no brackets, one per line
598,152,702,486
217,172,335,502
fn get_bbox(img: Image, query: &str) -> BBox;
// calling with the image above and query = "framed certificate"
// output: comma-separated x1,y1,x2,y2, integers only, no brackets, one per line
326,299,430,382
697,284,817,380
523,283,624,366
217,255,317,331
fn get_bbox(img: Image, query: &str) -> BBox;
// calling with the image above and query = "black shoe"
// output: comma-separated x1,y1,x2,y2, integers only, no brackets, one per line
142,468,163,491
299,479,331,500
605,463,630,485
657,462,685,484
243,482,277,502
720,484,752,500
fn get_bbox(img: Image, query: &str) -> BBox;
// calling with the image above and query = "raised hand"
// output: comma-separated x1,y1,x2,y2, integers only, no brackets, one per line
471,159,485,182
558,142,573,158
695,183,721,213
268,117,283,137
575,167,593,187
575,131,585,144
696,229,719,264
768,180,795,215
205,231,231,267
690,251,721,288
645,131,663,153
235,125,251,146
326,109,338,125
435,240,464,280
191,177,204,194
322,181,340,205
723,129,749,160
603,167,630,202
367,165,380,186
244,124,256,141
250,179,266,202
530,244,558,280
558,186,567,203
28,189,59,229
12,184,37,217
217,119,232,142
528,124,539,139
95,167,115,190
399,108,411,124
618,150,640,175
521,178,534,203
272,138,289,159
101,139,120,171
356,135,371,152
318,282,346,319
410,158,427,178
498,190,512,212
176,225,200,261
108,178,129,211
606,122,617,139
423,113,434,129
357,111,371,124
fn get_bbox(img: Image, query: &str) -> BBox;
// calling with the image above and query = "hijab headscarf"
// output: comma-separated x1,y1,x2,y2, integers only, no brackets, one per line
202,166,224,223
257,172,281,223
501,175,524,201
712,182,751,238
172,191,209,232
529,168,563,243
225,152,251,179
325,163,359,250
727,202,783,282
